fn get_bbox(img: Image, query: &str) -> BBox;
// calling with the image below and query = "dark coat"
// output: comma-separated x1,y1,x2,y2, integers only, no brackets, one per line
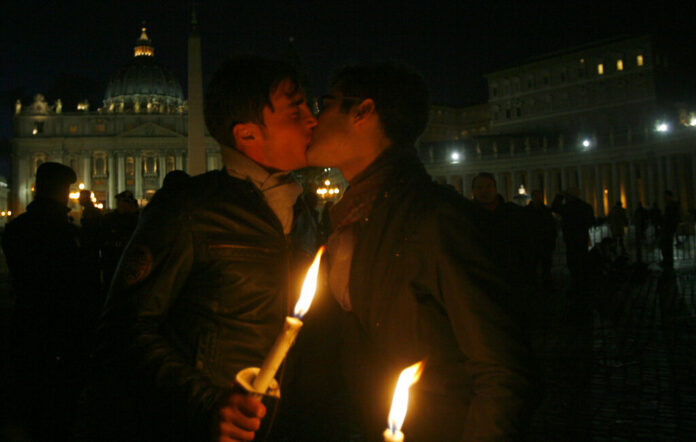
551,194,595,247
2,196,92,439
81,170,319,441
336,151,536,441
525,202,556,254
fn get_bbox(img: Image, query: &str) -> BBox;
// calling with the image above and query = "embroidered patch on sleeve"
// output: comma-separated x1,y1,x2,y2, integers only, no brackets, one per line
120,244,154,288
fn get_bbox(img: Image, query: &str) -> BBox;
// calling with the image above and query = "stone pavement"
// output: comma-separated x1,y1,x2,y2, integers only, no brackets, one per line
1,241,696,440
527,258,696,440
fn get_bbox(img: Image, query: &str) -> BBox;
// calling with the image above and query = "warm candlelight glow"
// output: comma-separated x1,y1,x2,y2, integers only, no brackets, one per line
387,360,425,435
293,246,324,318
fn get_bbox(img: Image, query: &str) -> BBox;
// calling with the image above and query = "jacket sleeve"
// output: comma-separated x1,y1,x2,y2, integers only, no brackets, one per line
100,197,229,437
434,202,536,440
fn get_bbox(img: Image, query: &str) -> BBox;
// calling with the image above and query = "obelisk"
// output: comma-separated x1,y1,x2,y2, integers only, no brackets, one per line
187,4,206,175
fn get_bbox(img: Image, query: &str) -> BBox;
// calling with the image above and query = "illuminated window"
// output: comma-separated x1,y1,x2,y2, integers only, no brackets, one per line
616,59,624,71
143,154,157,176
636,54,644,66
597,64,604,75
126,157,135,176
69,124,78,134
93,152,107,177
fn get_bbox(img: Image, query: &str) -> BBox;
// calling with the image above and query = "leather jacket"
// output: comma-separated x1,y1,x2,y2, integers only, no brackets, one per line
336,150,536,441
92,169,319,441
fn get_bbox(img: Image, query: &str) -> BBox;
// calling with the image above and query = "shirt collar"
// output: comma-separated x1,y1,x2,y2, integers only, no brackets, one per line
223,147,298,192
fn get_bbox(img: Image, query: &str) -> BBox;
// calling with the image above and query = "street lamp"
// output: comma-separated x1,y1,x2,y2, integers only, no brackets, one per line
655,122,669,132
450,151,460,163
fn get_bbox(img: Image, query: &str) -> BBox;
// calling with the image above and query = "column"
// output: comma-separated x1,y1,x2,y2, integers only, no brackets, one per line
664,155,674,194
629,161,638,209
656,156,665,208
107,154,116,210
16,154,30,213
561,166,567,192
595,165,603,216
692,155,696,205
158,153,167,188
82,152,91,190
135,153,143,200
543,169,551,204
526,168,534,192
206,149,216,171
117,152,126,193
611,162,620,206
646,160,655,206
175,152,183,170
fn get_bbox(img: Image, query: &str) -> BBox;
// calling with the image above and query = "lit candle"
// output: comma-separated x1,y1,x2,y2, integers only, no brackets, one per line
251,246,325,394
383,360,425,442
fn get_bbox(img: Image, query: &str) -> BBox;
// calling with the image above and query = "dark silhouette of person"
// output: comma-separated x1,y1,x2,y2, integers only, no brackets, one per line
608,200,628,254
660,190,680,269
525,189,557,288
1,162,92,441
161,169,191,191
552,188,595,283
471,172,534,287
649,202,662,241
634,202,649,263
100,190,139,289
78,189,105,317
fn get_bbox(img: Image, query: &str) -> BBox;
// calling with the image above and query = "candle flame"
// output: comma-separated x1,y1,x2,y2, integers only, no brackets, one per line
388,360,425,434
293,246,324,318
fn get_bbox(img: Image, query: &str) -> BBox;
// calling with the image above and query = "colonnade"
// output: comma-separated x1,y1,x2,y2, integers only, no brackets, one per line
428,135,696,218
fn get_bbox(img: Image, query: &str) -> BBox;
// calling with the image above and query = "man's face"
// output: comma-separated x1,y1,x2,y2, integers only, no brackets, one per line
472,177,498,205
306,90,356,169
253,79,317,171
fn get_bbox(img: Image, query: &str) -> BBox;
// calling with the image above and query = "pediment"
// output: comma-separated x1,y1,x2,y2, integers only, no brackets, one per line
120,122,184,138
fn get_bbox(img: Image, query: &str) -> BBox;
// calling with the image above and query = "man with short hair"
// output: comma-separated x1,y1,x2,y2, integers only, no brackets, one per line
306,63,535,440
3,162,92,440
81,56,318,441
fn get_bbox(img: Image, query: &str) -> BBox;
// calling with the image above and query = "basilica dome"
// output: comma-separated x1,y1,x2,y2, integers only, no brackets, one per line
103,27,185,113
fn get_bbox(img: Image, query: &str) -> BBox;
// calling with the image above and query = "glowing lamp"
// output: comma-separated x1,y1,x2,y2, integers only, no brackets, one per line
582,139,591,148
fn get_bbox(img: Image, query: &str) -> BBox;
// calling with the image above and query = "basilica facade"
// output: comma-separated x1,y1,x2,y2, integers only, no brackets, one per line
10,27,219,213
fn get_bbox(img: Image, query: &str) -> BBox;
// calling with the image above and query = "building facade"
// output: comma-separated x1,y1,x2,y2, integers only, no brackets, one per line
10,27,219,214
421,35,696,217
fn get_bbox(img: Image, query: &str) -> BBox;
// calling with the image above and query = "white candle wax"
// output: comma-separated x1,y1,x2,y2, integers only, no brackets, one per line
383,428,405,442
252,316,303,394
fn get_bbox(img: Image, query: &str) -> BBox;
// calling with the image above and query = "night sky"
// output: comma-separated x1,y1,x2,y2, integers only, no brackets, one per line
1,0,694,143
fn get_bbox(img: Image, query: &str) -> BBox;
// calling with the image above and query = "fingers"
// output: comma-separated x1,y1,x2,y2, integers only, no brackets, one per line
215,393,267,442
219,405,261,431
217,420,256,441
228,393,266,419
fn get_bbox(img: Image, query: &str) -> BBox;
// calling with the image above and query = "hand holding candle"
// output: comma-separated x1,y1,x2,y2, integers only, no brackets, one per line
383,360,426,442
250,246,325,394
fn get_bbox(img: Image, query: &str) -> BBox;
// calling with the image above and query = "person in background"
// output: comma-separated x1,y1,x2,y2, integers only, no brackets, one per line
660,190,681,270
100,190,139,289
2,162,92,441
526,189,557,288
552,188,595,284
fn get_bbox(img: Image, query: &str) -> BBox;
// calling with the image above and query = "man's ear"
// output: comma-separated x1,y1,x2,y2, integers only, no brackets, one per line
353,98,376,123
232,123,261,152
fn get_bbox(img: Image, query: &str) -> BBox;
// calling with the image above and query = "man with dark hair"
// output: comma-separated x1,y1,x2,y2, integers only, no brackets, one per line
306,63,535,440
81,56,318,441
2,162,92,440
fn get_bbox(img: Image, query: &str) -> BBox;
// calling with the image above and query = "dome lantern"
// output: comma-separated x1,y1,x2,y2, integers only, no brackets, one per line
134,26,154,57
